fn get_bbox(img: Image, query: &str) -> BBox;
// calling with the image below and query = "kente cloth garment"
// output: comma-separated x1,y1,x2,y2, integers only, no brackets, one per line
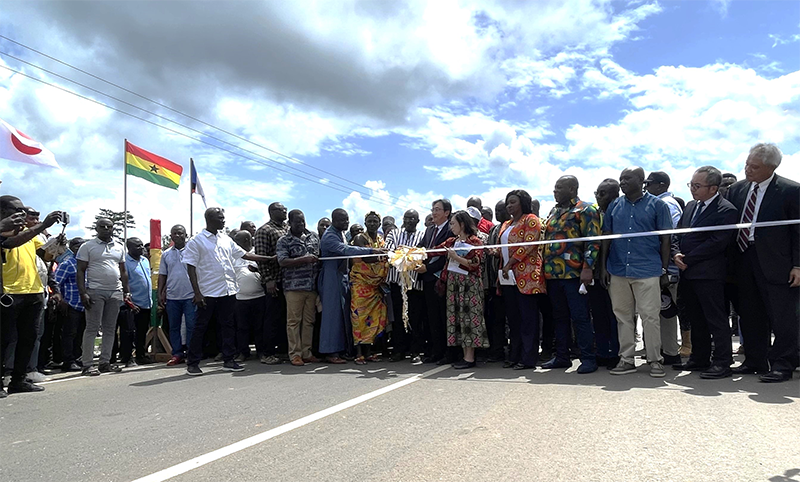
446,271,488,348
318,226,374,354
497,214,547,294
542,197,601,280
350,233,388,344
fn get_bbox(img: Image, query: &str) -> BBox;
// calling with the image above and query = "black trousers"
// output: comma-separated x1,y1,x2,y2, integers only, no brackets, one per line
134,308,151,360
38,303,62,368
114,306,134,363
588,283,619,360
188,295,237,367
738,247,800,372
236,297,266,357
677,278,732,367
423,279,447,360
61,305,86,365
723,282,740,332
537,293,555,353
263,290,287,357
485,289,507,359
503,287,540,366
1,293,44,384
389,284,425,355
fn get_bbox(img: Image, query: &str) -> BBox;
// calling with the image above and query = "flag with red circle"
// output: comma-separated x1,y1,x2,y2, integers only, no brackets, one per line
0,118,60,169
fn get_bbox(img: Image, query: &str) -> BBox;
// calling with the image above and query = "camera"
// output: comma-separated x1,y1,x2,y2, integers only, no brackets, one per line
60,212,70,225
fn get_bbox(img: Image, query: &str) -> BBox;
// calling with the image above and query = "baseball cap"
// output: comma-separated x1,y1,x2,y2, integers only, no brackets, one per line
466,206,482,220
644,171,670,186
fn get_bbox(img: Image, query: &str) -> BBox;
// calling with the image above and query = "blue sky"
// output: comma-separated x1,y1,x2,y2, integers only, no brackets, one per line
0,0,798,240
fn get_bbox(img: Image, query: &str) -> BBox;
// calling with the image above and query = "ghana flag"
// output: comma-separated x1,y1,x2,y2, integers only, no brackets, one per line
125,140,183,189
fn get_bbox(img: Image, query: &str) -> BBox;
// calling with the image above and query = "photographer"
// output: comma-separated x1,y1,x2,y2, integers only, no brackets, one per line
0,195,62,396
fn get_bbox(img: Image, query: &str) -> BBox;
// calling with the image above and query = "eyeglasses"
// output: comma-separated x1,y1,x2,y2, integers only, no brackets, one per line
686,182,711,190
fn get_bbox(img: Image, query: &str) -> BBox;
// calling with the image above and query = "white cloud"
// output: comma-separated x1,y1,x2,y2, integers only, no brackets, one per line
770,33,800,48
711,0,731,18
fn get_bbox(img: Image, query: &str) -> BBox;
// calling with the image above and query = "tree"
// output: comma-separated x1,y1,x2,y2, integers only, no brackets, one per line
85,208,136,243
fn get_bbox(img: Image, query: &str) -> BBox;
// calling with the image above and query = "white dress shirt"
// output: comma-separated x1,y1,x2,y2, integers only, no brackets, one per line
694,192,718,219
740,172,775,241
183,229,247,297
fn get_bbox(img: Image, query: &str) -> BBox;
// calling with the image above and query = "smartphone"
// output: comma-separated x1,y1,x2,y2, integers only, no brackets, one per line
60,212,70,225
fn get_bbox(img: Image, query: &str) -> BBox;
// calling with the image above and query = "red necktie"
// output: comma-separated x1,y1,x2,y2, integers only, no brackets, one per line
737,184,759,252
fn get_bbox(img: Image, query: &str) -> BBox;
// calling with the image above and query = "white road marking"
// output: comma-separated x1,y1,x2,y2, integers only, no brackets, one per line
131,364,450,482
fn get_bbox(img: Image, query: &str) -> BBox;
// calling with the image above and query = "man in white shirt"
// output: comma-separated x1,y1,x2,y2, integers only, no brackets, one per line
183,207,273,376
232,231,266,362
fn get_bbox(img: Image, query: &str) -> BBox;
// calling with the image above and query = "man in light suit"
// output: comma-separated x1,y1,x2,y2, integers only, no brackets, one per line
416,198,454,364
671,166,739,379
727,143,800,383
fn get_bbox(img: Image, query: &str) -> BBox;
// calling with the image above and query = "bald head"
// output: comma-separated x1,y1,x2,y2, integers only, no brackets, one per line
554,175,579,206
233,230,252,251
467,196,482,210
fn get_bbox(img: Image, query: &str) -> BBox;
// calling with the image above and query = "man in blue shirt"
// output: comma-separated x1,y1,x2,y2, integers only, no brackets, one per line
158,225,197,366
276,209,320,366
54,237,87,372
599,167,673,378
122,237,152,366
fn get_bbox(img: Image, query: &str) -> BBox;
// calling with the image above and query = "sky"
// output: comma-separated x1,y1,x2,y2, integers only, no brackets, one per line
0,0,798,241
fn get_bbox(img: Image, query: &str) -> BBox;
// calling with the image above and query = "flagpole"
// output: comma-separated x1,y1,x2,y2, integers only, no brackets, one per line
123,138,128,244
189,158,193,236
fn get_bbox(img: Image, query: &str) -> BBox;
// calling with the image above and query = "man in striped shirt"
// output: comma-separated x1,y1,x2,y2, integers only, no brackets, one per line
54,237,87,372
384,209,426,364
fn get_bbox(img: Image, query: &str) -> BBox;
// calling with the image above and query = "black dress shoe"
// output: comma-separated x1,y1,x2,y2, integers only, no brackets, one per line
699,365,732,379
605,356,621,370
503,360,515,368
731,364,767,375
62,362,83,372
421,356,436,364
435,358,452,366
759,370,792,383
7,381,45,394
662,354,683,365
512,363,535,370
672,360,711,371
453,360,476,369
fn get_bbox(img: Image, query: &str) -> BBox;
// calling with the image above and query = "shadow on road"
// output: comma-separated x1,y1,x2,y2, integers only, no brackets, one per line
110,355,799,404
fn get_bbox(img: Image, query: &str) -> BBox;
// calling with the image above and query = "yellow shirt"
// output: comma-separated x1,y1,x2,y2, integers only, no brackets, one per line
2,233,44,294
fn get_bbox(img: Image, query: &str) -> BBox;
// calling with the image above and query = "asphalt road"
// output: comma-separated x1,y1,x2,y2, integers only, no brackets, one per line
2,355,799,482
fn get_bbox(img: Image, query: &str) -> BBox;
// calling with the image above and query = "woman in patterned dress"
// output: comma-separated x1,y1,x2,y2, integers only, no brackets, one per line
349,212,388,365
497,189,547,370
435,210,488,369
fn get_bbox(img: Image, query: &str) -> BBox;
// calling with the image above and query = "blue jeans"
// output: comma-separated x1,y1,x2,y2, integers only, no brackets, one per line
166,299,196,357
547,278,596,364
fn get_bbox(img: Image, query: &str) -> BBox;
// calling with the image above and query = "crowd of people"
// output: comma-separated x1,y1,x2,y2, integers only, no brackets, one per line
1,142,798,397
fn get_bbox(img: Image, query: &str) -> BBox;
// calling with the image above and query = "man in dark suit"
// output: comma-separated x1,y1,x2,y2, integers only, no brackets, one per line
727,143,800,383
416,198,454,364
671,166,739,379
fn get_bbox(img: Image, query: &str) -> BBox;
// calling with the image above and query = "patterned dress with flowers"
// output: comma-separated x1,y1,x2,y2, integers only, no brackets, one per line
437,236,489,349
350,234,389,345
